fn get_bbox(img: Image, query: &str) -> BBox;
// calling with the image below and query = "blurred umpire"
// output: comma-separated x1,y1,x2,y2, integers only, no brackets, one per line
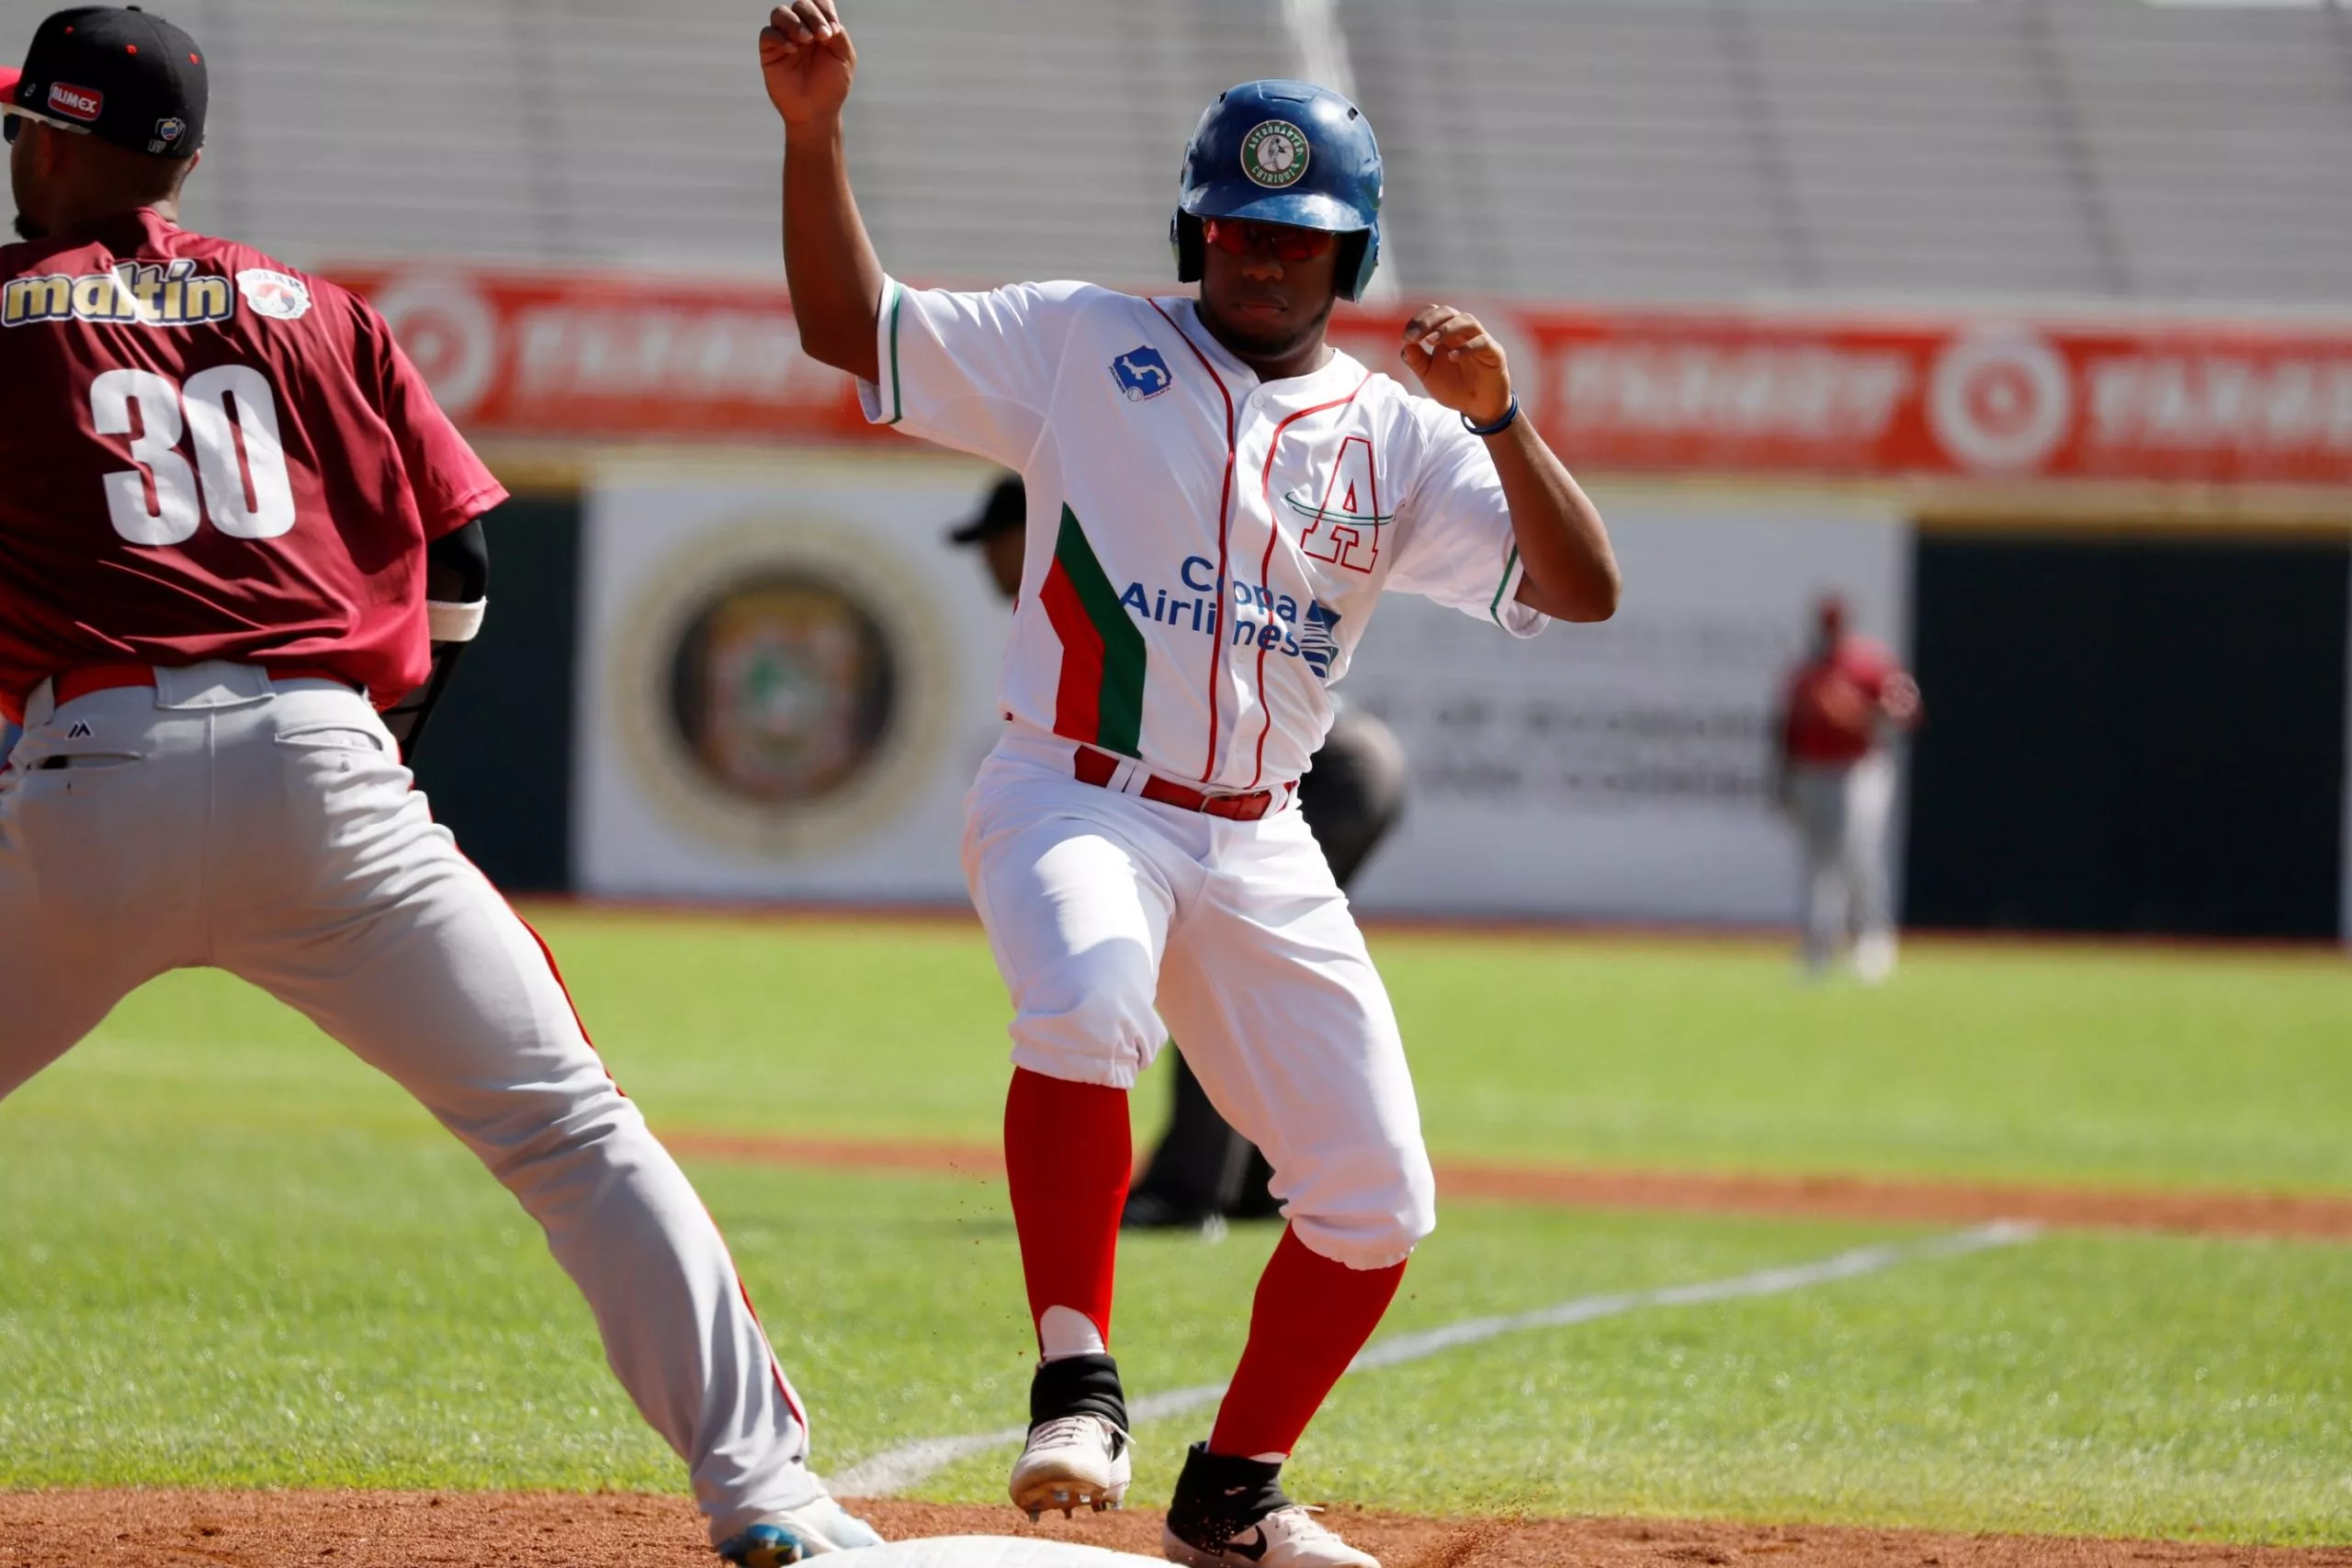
950,475,1409,1229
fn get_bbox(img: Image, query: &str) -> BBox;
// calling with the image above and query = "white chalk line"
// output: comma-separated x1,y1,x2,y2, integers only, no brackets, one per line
828,1219,2040,1497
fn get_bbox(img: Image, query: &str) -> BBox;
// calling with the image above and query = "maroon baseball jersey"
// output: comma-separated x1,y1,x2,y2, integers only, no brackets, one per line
0,209,505,722
1781,634,1906,767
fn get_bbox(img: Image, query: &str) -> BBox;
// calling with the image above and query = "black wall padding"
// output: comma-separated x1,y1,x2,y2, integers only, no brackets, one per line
409,497,583,893
1905,530,2348,939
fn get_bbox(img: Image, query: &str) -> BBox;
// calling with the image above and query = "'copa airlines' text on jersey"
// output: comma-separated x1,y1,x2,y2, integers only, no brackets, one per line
864,279,1544,793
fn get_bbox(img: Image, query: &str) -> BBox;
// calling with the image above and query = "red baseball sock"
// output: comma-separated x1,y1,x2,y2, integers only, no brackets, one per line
1002,1066,1131,1358
1209,1226,1406,1460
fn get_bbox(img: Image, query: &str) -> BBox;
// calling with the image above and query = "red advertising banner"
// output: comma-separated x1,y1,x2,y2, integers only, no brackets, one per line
327,265,878,446
1507,310,2352,488
331,265,2352,488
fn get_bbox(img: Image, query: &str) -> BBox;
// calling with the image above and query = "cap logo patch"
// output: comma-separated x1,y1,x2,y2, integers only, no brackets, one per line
1239,120,1309,188
236,268,311,321
153,116,187,146
47,81,102,121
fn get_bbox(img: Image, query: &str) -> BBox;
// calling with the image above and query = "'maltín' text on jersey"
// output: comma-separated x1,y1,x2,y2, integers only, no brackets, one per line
4,259,234,329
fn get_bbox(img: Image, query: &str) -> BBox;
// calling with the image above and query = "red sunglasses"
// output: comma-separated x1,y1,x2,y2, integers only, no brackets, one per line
1200,218,1338,263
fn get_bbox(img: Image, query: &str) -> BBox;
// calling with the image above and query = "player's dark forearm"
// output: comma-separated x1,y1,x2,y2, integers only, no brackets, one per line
424,516,489,604
1495,422,1620,622
783,118,885,382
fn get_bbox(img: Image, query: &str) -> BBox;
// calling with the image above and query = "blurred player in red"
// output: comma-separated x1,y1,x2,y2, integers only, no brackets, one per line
1774,596,1922,982
0,11,873,1562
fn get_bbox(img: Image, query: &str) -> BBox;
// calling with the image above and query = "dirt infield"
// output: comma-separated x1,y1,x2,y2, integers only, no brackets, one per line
1,1493,2344,1567
663,1133,2352,1243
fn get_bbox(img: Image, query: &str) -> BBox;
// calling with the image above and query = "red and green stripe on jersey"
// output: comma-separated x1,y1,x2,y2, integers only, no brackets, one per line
1040,504,1146,757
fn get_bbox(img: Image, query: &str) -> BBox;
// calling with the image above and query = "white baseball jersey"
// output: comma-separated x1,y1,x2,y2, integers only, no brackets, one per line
864,279,1545,793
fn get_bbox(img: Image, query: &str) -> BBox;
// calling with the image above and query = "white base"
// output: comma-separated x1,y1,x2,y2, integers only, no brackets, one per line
829,1537,1163,1568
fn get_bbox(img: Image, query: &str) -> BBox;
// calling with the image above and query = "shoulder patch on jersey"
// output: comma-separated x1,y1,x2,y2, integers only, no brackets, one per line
1109,344,1173,402
236,269,311,321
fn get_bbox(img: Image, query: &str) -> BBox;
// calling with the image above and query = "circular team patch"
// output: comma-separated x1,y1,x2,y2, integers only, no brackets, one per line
236,268,311,321
1239,120,1310,188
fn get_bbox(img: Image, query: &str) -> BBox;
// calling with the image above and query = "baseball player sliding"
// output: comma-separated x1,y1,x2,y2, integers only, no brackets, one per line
767,6,1620,1566
0,10,877,1564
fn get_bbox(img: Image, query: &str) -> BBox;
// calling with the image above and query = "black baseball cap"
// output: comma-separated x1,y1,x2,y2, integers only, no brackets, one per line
950,475,1026,546
9,6,205,159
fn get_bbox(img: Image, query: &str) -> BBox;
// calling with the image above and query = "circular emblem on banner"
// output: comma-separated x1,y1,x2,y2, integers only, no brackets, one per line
1240,120,1310,188
1927,326,2073,472
371,274,498,420
668,575,894,805
613,518,950,857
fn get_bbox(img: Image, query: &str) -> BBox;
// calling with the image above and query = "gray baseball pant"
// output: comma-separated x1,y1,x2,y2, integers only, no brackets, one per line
0,661,821,1547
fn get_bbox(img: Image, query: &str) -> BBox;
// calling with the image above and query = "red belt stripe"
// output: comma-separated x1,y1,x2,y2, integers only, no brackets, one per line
1073,744,1274,822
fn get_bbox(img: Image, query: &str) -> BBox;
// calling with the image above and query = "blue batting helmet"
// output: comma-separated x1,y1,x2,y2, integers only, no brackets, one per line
1170,79,1383,302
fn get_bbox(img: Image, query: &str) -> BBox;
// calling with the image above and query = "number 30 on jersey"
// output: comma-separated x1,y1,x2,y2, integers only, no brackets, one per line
91,364,296,546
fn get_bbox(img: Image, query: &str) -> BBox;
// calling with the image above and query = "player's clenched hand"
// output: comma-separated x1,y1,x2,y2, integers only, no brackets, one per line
1880,671,1922,727
1400,305,1512,429
761,0,855,127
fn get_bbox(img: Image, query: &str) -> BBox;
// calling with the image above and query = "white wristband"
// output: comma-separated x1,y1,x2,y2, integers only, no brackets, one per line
427,598,487,643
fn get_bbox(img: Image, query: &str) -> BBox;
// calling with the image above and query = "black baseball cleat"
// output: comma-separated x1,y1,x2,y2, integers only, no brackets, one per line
1160,1442,1379,1568
1009,1352,1132,1520
1120,1189,1224,1232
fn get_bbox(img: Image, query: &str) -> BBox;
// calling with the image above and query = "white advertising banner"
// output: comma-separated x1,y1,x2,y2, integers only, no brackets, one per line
579,461,1913,921
576,454,1012,901
1341,493,1915,923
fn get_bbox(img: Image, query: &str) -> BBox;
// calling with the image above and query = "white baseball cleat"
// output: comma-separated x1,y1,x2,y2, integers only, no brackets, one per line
1161,1505,1379,1568
1853,931,1897,985
718,1494,886,1565
1009,1413,1132,1520
1160,1441,1378,1568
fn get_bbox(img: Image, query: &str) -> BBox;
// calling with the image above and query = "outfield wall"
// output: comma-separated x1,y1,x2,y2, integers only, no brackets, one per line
545,454,1914,922
11,268,2347,940
392,457,2352,942
6,458,2341,939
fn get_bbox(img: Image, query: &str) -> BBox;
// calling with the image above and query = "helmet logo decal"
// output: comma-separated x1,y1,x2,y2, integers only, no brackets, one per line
1239,120,1309,188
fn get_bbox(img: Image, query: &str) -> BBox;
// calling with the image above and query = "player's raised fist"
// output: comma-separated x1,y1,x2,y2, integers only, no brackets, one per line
1881,671,1923,727
1400,304,1513,430
761,0,855,127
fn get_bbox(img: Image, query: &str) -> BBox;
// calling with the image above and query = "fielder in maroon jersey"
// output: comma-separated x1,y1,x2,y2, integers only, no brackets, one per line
0,11,874,1562
1773,595,1923,982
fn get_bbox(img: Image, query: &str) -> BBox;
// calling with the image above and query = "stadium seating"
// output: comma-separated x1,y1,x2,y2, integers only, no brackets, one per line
41,0,2348,307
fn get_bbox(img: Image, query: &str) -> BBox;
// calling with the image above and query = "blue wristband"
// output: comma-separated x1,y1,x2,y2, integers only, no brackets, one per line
1462,395,1520,437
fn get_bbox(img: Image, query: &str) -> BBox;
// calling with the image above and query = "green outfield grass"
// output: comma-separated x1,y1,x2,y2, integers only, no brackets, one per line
410,910,2352,1190
2,914,2347,1541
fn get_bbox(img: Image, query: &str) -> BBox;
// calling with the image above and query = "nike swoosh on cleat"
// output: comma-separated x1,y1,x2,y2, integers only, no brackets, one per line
1226,1529,1270,1562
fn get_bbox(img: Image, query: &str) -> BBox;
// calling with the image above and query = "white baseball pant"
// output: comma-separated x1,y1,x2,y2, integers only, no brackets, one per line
1786,751,1898,973
962,736,1436,1270
0,662,820,1547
